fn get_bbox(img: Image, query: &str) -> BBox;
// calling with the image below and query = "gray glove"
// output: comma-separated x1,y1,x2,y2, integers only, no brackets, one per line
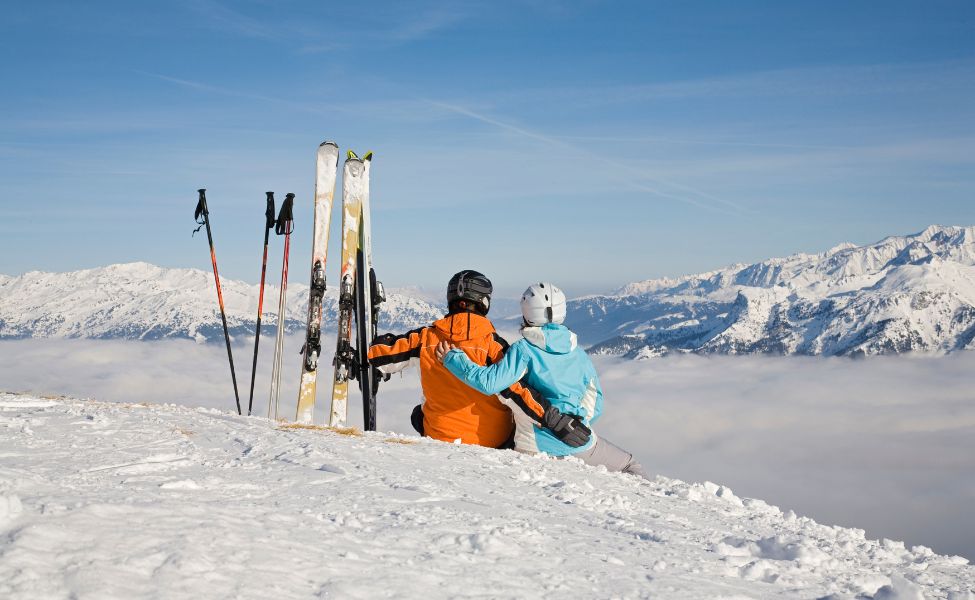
542,405,592,448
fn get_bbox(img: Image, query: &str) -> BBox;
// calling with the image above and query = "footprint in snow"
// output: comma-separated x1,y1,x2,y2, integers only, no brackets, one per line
0,494,24,524
84,453,193,475
159,479,201,490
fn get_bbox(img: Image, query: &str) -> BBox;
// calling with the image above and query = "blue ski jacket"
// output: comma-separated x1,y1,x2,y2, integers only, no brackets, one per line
443,323,603,456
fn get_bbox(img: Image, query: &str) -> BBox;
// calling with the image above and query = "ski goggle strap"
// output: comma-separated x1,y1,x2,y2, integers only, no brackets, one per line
456,272,492,298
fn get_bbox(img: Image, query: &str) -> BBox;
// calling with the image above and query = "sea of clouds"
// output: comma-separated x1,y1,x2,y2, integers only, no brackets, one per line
1,337,972,560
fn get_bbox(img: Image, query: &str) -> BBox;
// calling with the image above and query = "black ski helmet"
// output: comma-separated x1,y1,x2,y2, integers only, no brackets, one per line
447,270,493,315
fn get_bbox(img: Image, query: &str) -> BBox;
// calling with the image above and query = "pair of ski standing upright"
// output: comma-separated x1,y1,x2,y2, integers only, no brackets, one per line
194,142,384,430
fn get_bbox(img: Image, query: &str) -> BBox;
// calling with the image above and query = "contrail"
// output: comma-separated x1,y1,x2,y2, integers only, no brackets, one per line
139,71,349,116
428,100,746,214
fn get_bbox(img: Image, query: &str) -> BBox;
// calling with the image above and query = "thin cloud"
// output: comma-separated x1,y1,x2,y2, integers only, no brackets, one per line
428,100,746,214
185,1,478,53
646,136,975,180
139,71,350,116
554,134,855,151
495,58,975,109
184,0,276,40
296,41,345,54
386,7,471,42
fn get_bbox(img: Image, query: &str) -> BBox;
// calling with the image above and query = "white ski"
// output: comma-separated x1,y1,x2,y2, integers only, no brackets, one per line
295,141,339,424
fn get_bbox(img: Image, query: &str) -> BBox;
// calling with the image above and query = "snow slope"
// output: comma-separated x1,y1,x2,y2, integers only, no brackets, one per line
1,392,972,599
0,262,444,342
568,225,975,356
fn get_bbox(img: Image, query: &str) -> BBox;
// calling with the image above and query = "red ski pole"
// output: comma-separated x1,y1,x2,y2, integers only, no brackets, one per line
194,189,242,415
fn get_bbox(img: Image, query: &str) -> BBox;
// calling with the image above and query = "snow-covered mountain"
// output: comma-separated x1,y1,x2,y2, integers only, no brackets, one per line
567,225,975,357
1,391,971,598
0,262,444,342
4,225,975,357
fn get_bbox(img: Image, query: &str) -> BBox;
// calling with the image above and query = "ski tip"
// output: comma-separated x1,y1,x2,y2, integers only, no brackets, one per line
346,150,359,161
319,140,338,149
362,151,373,162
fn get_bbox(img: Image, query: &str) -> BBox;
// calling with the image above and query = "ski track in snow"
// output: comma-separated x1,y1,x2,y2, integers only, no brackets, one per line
0,392,972,599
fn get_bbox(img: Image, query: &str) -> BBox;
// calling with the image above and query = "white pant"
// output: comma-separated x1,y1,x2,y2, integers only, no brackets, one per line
571,437,649,480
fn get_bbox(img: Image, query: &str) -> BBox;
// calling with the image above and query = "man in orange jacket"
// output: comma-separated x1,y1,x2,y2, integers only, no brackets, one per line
368,270,545,448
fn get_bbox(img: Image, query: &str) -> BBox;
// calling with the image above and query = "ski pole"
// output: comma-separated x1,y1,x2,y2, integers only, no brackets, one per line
193,189,242,416
247,192,276,416
268,193,295,420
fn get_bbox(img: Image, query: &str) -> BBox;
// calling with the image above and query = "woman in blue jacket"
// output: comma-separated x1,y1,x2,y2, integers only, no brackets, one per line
436,282,648,480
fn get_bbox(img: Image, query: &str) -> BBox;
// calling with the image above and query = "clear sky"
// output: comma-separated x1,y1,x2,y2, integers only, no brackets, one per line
1,1,974,296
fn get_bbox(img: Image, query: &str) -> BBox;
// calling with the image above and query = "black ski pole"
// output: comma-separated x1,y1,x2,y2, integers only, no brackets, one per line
247,192,276,416
194,189,242,415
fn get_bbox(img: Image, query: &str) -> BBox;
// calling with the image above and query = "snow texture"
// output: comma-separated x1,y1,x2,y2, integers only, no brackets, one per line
0,392,972,599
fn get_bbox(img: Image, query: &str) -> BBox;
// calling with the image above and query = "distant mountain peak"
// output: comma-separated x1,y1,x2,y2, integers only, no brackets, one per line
0,263,445,342
572,225,975,357
6,226,975,357
824,242,857,257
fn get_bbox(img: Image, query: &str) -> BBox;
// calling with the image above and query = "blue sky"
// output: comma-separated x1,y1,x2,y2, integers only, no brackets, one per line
1,1,974,296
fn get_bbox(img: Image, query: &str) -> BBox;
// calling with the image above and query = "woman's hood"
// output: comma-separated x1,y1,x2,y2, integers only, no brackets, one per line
521,323,577,354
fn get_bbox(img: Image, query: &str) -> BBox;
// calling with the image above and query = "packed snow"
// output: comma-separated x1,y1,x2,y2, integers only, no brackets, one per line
1,391,972,599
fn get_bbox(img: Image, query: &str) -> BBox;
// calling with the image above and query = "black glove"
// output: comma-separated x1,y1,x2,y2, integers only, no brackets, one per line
542,405,592,448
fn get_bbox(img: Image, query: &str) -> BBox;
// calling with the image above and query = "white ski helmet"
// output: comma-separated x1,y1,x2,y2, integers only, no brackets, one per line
521,282,567,326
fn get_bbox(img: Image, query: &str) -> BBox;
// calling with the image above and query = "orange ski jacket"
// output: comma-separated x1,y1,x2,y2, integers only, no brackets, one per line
368,312,544,448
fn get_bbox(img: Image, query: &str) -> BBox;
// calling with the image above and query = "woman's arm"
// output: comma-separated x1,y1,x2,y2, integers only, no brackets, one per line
439,342,529,395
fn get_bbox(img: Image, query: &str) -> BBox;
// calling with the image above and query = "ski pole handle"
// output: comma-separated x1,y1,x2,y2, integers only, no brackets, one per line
265,192,276,230
195,188,209,221
275,193,295,235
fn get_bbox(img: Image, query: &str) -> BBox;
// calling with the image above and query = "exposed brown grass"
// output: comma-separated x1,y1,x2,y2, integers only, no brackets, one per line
384,438,417,445
276,423,364,437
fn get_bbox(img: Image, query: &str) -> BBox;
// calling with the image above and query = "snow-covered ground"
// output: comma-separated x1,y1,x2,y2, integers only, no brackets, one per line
1,391,972,599
2,337,974,564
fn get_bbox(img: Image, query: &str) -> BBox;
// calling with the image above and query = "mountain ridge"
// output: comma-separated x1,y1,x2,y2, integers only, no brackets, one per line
3,225,975,357
0,261,445,342
568,225,975,357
